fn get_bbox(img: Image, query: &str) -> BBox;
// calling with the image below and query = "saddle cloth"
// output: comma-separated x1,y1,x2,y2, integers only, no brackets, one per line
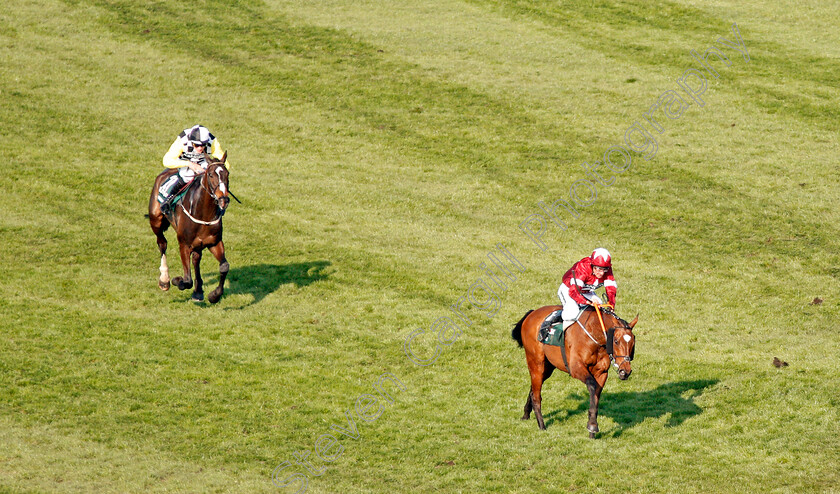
538,309,565,346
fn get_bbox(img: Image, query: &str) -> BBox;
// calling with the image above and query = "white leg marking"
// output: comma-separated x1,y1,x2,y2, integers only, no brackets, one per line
159,254,170,283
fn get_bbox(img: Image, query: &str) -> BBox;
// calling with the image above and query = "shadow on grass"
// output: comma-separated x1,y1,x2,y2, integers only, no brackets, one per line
543,379,718,437
221,261,332,307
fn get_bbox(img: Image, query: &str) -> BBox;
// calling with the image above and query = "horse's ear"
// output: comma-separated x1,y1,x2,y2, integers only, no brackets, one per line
629,314,639,328
221,151,227,165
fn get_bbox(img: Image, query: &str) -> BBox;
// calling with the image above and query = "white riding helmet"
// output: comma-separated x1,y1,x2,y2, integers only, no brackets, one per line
590,248,612,268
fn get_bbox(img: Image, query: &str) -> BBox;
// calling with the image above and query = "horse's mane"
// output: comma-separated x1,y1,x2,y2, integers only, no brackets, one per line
602,308,631,329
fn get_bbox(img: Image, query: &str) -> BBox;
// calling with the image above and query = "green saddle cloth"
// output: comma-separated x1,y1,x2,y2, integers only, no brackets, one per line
540,323,566,347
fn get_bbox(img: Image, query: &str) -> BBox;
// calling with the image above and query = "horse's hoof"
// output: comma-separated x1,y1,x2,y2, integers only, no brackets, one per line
208,290,222,304
521,415,530,421
589,432,596,439
191,292,204,302
587,424,599,434
159,280,170,291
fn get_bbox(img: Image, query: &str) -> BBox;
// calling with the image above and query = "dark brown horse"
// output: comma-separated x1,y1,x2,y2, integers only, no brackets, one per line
512,305,637,438
148,154,231,303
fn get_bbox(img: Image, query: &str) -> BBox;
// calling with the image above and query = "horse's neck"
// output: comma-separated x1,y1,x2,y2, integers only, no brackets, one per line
186,176,213,212
579,311,608,345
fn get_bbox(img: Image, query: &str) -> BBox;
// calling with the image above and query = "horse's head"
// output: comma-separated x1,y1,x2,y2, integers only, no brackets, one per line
204,152,230,211
605,312,637,380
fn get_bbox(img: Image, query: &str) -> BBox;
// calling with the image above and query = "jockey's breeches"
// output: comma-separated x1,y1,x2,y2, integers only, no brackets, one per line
557,284,602,321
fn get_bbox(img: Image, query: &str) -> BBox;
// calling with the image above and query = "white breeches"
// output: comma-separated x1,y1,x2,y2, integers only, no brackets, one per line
557,284,603,322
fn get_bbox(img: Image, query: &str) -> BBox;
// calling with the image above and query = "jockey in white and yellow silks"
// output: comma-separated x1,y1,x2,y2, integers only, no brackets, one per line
557,248,617,330
157,125,229,213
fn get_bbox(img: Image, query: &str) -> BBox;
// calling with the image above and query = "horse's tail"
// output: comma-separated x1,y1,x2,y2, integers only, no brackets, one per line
511,310,534,348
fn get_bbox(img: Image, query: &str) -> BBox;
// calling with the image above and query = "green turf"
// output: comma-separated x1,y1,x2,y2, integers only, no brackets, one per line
2,0,839,492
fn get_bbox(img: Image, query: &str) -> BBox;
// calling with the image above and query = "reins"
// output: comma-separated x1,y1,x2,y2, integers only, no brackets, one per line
593,302,611,339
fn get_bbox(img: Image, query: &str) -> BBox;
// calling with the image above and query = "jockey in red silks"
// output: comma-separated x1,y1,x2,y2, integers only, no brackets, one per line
557,248,617,330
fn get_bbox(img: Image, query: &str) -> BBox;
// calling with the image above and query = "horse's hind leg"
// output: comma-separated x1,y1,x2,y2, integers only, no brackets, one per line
150,216,171,291
523,362,555,422
531,373,546,430
155,233,171,291
190,249,204,302
207,241,228,304
527,360,557,430
522,391,533,420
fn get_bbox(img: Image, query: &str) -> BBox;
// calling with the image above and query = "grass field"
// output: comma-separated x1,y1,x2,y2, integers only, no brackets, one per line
2,0,840,492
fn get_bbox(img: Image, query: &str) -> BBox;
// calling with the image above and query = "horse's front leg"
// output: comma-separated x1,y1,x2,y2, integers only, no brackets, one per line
207,241,228,304
171,242,193,291
585,370,609,439
191,249,204,302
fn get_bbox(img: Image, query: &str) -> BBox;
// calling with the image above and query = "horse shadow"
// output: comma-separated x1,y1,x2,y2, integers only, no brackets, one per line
210,261,331,308
543,379,718,437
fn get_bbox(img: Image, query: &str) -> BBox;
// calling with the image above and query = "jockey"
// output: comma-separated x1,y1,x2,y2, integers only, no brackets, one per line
557,248,617,330
157,125,229,213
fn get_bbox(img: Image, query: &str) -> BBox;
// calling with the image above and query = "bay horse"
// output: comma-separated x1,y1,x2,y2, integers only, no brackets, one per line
511,305,637,438
148,153,231,303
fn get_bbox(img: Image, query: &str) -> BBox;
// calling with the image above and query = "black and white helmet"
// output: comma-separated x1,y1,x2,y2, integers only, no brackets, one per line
181,125,214,148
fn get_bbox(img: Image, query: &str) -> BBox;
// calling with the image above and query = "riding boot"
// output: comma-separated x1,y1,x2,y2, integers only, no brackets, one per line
158,175,185,213
545,309,563,326
160,198,174,215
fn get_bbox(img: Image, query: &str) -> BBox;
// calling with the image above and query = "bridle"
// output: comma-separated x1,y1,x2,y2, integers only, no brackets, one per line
602,309,635,370
577,306,635,371
199,163,229,209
